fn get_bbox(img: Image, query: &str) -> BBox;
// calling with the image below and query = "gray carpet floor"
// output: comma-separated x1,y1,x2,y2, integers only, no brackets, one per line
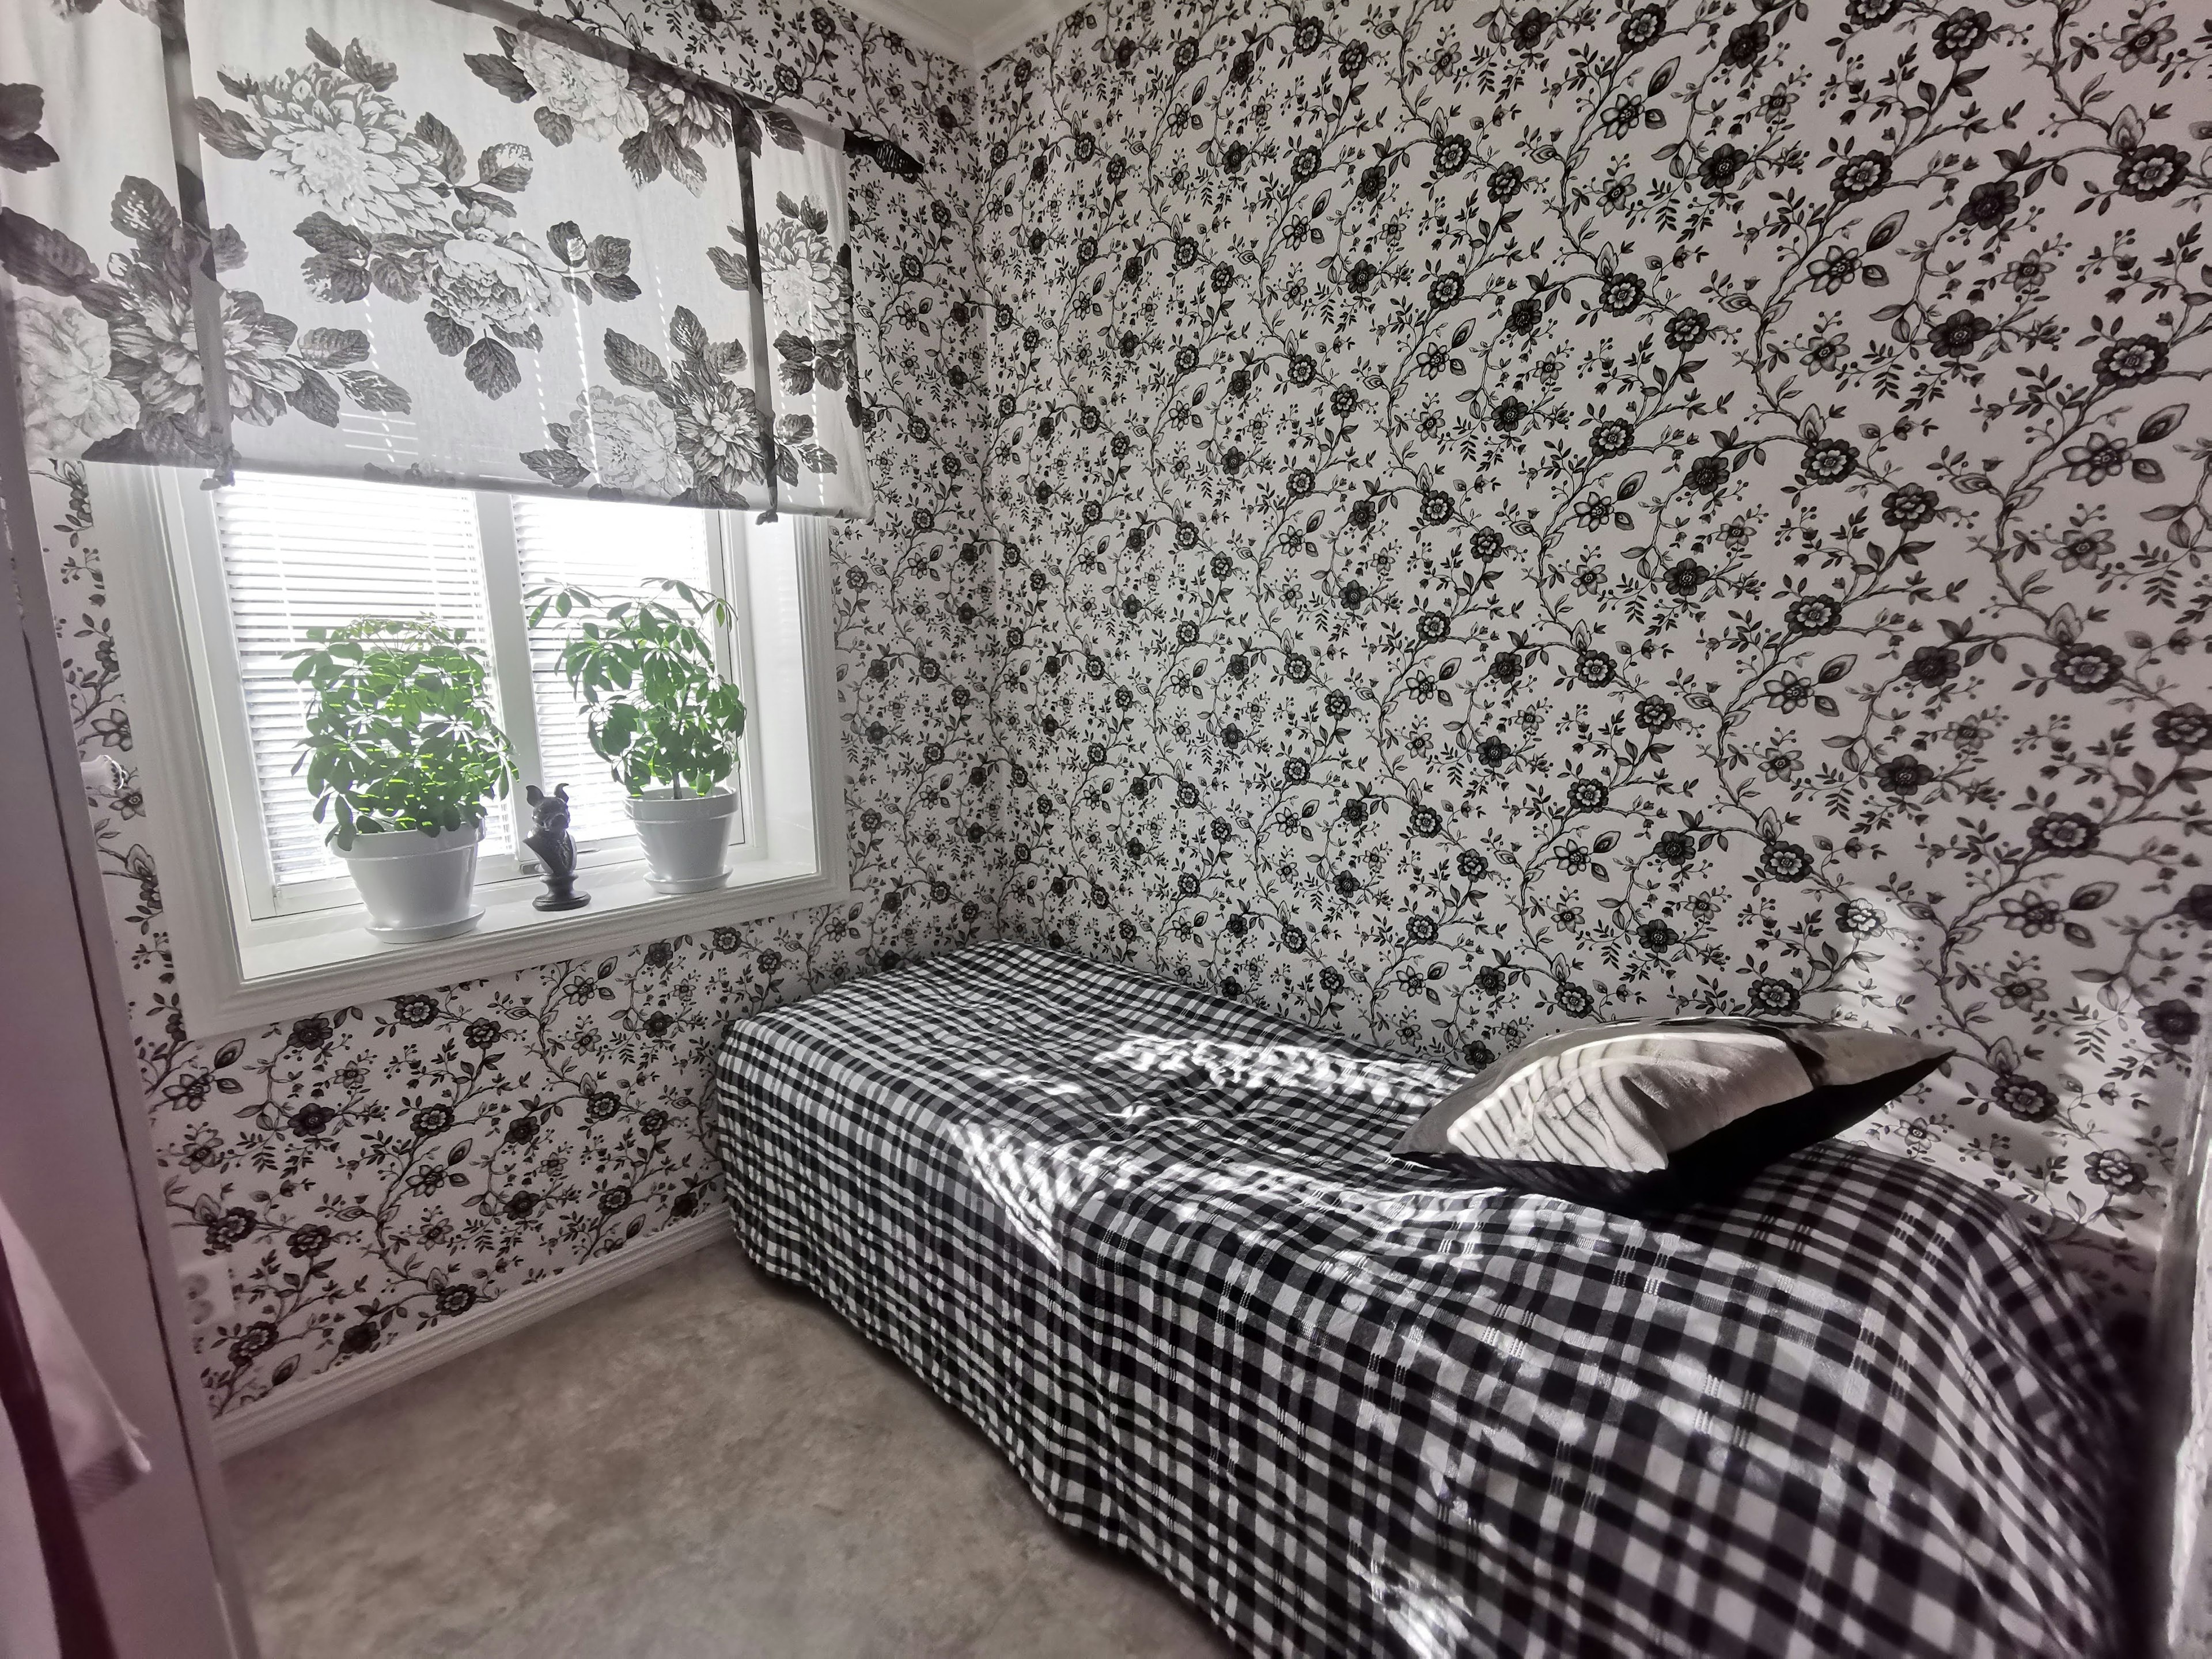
225,1236,1230,1658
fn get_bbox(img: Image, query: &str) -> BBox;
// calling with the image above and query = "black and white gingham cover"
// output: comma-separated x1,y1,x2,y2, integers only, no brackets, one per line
712,941,2127,1658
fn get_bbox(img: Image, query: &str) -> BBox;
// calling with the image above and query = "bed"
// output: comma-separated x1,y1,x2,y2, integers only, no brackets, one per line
711,940,2127,1658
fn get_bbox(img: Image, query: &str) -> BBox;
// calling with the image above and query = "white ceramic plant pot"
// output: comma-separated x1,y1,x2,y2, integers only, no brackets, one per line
340,824,485,943
628,787,738,895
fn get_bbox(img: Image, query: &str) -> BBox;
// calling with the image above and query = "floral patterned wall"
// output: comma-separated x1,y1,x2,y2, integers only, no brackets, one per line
35,0,995,1418
29,0,2212,1421
976,0,2212,1302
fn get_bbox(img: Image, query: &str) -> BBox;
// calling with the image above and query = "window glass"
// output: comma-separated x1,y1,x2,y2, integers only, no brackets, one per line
211,473,507,888
509,496,719,846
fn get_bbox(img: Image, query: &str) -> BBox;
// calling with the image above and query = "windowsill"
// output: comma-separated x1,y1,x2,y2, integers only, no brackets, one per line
217,846,846,1032
94,459,850,1041
243,847,810,976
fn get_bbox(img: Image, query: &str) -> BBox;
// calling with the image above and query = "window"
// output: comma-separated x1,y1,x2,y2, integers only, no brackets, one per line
99,466,846,1037
193,474,741,915
209,475,514,905
505,495,723,850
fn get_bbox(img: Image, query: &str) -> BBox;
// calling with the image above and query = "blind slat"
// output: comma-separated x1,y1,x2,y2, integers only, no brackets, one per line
212,473,510,887
508,497,718,846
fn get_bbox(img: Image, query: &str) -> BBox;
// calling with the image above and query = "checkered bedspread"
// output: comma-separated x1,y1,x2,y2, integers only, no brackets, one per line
711,941,2126,1658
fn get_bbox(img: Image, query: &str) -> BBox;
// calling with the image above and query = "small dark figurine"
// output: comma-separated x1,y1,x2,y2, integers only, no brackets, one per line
525,784,590,911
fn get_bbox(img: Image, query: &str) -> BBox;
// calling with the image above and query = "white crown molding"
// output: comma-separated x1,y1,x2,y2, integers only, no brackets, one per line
210,1213,729,1459
830,0,1086,76
971,0,1089,70
833,0,983,70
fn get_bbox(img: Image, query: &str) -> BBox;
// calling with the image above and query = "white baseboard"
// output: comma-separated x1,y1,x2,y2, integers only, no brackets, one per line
211,1212,730,1459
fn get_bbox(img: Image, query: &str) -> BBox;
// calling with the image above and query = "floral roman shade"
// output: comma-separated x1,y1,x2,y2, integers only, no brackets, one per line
748,123,865,518
0,0,868,516
0,2,216,467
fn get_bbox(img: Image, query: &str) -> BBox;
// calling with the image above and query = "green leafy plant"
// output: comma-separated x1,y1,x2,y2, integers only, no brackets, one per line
289,619,514,849
529,579,745,798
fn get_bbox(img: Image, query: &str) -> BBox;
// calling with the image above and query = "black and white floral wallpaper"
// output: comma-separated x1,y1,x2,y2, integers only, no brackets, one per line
33,0,2212,1417
38,0,996,1417
976,0,2212,1301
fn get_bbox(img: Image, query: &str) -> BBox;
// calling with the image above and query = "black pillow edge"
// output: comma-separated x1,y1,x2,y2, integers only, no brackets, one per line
1653,1052,1951,1210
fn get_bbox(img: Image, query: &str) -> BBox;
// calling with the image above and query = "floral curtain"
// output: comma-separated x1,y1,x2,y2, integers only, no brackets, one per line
750,123,865,518
0,2,221,467
0,0,868,517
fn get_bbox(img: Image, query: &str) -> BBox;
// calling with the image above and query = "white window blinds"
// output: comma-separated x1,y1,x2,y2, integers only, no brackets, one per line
507,497,718,847
211,473,510,888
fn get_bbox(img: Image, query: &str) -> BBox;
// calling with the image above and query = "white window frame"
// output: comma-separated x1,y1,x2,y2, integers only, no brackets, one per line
95,464,848,1039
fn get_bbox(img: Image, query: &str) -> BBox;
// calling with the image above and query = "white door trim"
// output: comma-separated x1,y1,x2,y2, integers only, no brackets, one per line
0,388,255,1652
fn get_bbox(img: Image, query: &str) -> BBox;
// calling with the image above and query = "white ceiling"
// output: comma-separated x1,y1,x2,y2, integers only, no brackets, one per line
836,0,1078,73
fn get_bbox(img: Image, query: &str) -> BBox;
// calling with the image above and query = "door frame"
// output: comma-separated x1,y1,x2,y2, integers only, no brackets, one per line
0,343,256,1658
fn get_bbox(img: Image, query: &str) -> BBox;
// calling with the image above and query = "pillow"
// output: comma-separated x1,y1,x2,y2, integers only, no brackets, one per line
1393,1016,1949,1212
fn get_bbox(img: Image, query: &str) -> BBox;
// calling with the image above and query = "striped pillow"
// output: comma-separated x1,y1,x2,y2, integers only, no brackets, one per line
1394,1017,1949,1211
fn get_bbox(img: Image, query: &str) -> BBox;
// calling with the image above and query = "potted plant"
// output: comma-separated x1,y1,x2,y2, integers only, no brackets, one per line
291,618,516,941
531,578,747,894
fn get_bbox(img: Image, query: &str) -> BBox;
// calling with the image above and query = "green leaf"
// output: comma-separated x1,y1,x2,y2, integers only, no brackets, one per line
290,619,513,846
543,583,744,794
